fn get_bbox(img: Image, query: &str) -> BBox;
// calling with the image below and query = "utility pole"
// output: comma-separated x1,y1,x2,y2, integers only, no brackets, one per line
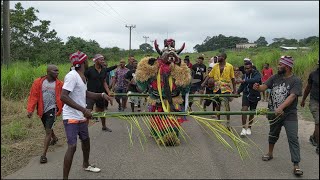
142,36,149,44
125,24,136,56
3,0,10,69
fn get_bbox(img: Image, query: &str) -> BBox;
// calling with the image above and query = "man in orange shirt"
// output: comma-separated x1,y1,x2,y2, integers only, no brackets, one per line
27,64,64,164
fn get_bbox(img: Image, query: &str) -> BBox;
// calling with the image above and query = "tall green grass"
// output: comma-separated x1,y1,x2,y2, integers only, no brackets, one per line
186,45,319,83
1,46,319,100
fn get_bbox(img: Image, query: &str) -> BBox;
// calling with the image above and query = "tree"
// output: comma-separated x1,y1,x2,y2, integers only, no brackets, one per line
254,36,268,47
193,34,249,52
1,2,64,64
139,43,154,53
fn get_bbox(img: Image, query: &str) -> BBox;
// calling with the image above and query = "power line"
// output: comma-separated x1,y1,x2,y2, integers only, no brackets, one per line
89,1,126,25
102,1,129,24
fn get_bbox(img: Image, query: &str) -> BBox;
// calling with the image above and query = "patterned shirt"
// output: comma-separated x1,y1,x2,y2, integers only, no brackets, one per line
42,79,56,113
115,67,130,89
208,62,235,93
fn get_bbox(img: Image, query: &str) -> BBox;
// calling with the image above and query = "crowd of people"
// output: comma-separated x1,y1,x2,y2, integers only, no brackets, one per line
26,49,319,178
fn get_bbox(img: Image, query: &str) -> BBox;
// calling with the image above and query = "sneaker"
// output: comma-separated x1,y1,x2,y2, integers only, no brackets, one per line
84,165,101,173
240,128,247,136
309,135,317,146
246,128,252,135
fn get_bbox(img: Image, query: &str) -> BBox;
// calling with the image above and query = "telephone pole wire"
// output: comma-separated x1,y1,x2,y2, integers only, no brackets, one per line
3,0,10,69
125,24,136,56
143,36,149,44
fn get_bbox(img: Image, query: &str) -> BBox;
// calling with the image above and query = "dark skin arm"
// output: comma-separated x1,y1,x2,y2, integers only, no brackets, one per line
231,78,236,94
276,93,297,116
300,83,311,107
61,89,113,118
253,83,269,92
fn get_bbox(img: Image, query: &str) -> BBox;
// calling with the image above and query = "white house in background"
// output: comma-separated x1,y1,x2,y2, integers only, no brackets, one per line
280,46,311,50
236,43,257,49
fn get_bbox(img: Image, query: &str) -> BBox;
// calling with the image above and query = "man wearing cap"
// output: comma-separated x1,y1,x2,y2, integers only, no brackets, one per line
60,51,113,179
236,61,262,136
209,56,218,68
201,52,236,128
253,56,303,176
85,54,117,132
301,59,319,154
238,58,257,75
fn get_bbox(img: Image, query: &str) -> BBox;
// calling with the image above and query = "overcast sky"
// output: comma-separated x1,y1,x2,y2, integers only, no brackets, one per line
12,1,319,52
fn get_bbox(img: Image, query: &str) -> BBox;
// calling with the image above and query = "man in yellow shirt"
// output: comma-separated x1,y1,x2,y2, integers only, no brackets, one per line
201,52,236,127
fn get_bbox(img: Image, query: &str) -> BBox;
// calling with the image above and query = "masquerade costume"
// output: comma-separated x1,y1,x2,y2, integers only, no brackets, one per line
135,39,191,146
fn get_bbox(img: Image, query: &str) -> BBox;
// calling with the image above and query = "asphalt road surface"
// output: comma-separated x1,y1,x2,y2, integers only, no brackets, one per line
5,97,319,179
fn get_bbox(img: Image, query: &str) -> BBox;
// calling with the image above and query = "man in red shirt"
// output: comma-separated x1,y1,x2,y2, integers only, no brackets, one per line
261,63,273,101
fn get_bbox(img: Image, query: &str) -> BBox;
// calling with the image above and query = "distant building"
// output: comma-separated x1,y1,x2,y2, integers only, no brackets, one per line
236,43,257,49
280,46,311,51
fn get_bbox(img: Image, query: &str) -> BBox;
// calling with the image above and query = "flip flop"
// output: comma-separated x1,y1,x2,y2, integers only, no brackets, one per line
293,168,303,176
262,154,273,161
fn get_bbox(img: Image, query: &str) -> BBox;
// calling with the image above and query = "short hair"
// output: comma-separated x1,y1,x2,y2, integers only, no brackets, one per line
198,56,204,60
220,53,227,59
265,63,269,66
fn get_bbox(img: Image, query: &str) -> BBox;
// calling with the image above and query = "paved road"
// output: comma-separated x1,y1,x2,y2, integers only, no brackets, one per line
5,98,319,179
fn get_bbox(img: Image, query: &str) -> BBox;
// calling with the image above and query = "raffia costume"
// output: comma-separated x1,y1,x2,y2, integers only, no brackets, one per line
135,39,192,146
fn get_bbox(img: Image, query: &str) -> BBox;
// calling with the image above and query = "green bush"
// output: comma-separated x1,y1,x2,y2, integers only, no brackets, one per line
2,121,28,141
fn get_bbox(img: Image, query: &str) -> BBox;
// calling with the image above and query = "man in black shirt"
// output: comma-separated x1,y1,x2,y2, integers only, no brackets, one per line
85,54,115,132
125,60,141,112
189,56,206,109
253,56,303,176
301,60,319,154
125,55,135,71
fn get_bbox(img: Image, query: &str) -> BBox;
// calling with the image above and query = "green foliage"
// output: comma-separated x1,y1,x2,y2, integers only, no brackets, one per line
193,34,249,52
139,43,154,54
2,120,28,140
254,36,268,47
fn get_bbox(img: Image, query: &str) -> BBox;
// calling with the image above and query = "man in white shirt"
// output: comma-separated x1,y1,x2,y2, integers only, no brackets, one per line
60,51,113,179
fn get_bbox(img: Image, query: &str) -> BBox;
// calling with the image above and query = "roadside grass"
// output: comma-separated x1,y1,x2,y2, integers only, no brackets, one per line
0,96,97,178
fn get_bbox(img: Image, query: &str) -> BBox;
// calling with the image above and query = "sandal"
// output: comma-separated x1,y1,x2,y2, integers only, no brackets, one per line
40,155,47,164
293,168,303,176
84,165,101,173
262,154,273,161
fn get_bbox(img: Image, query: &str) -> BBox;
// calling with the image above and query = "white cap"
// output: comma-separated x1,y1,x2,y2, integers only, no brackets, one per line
244,58,251,62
